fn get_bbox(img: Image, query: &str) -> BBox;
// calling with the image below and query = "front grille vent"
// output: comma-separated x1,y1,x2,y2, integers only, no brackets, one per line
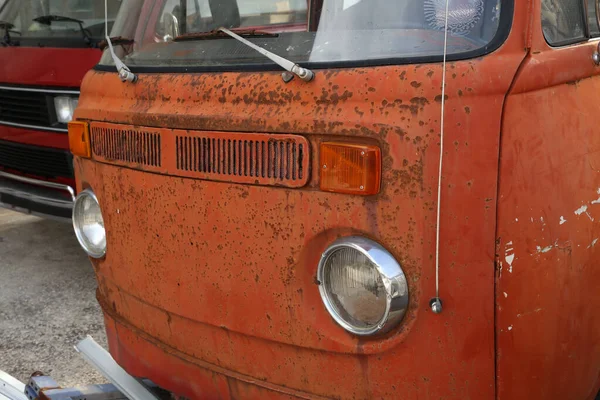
91,126,161,167
175,136,304,182
88,122,310,188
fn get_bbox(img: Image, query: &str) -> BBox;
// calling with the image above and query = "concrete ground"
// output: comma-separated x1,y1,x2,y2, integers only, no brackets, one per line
0,208,107,387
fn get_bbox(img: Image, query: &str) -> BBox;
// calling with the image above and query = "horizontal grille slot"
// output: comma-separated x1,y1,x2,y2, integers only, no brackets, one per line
0,88,54,128
88,122,310,188
0,140,73,178
91,126,161,167
176,136,304,182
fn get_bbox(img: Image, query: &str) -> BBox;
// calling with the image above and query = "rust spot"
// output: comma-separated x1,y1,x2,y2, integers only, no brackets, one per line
464,106,471,114
434,95,449,103
410,81,422,89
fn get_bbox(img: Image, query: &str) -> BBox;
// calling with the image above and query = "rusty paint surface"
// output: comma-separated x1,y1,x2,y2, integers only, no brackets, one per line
72,3,532,397
495,2,600,399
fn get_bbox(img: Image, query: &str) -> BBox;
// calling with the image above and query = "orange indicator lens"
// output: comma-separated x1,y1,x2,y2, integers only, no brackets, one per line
68,121,91,158
320,142,381,195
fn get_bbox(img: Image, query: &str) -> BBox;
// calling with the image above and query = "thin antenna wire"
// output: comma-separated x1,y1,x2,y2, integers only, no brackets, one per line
435,0,451,306
105,0,108,38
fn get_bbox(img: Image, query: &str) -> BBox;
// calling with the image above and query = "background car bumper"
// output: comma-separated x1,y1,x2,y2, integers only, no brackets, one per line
0,171,74,221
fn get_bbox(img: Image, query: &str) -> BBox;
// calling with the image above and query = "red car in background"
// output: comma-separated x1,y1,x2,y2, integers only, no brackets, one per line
0,0,122,220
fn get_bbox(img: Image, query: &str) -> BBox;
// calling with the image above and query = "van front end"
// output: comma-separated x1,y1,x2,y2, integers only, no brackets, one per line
69,0,546,398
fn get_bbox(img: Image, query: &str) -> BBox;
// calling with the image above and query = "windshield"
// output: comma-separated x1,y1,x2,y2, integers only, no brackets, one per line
100,0,507,69
0,0,123,46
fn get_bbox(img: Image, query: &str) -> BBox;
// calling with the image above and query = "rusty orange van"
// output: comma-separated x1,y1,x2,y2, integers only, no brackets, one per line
69,0,600,399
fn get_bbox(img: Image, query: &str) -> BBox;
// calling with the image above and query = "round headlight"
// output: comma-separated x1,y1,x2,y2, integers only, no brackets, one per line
72,189,106,258
317,237,409,336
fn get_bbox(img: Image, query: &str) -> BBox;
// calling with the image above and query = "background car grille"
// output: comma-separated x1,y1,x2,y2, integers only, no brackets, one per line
0,87,53,128
0,140,73,179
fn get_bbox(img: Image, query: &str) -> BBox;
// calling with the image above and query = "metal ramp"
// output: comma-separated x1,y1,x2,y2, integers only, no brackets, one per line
1,337,164,400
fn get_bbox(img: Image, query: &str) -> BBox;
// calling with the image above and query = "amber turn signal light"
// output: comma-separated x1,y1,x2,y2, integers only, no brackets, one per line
68,121,91,158
320,142,381,195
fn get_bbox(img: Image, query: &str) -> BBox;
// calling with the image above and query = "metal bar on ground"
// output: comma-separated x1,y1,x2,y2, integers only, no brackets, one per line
0,370,28,400
74,336,160,400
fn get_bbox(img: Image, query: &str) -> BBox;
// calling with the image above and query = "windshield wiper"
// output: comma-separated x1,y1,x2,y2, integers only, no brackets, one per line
98,36,134,52
33,15,94,47
0,21,20,46
175,28,278,41
174,28,314,83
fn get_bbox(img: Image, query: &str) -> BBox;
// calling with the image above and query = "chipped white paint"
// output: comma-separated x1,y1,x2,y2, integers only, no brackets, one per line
575,205,588,215
597,188,600,195
507,325,513,331
587,238,598,249
585,211,595,221
505,254,514,273
540,216,544,223
504,242,515,274
503,292,508,298
530,217,534,222
517,308,543,318
536,245,554,253
515,218,519,222
559,216,566,225
591,197,600,205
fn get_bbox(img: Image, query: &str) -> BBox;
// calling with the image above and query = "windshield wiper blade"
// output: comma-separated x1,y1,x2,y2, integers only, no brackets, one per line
175,27,314,83
33,15,94,47
174,28,278,41
98,36,134,51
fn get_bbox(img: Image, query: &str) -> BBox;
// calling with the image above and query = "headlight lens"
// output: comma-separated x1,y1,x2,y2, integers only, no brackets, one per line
72,189,106,258
54,96,79,123
318,237,408,336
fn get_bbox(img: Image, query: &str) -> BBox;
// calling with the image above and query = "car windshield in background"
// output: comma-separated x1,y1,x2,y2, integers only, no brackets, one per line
100,0,507,69
0,0,123,46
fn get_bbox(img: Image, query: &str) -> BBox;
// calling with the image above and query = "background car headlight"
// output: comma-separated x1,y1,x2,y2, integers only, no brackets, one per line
317,237,409,336
73,189,106,258
54,96,79,123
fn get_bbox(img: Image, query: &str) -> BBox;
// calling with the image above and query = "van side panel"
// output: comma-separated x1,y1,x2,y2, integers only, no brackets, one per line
496,36,600,400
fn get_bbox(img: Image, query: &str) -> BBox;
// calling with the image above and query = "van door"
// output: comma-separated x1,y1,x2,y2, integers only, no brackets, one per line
496,0,600,398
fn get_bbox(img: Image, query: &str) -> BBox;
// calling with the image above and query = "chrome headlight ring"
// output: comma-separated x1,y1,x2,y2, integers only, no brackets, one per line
72,189,106,259
317,236,409,336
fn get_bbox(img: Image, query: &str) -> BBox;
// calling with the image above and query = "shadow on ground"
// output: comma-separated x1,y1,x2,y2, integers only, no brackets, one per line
0,209,107,386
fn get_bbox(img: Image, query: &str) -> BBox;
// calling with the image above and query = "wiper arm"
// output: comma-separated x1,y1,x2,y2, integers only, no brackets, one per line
175,27,314,83
33,15,94,47
0,21,19,46
0,21,15,30
219,27,314,83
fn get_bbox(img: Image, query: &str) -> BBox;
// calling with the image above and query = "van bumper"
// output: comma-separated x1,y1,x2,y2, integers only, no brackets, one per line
0,170,75,221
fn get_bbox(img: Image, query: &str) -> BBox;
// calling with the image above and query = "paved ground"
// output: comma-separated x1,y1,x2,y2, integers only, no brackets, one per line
0,208,107,387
